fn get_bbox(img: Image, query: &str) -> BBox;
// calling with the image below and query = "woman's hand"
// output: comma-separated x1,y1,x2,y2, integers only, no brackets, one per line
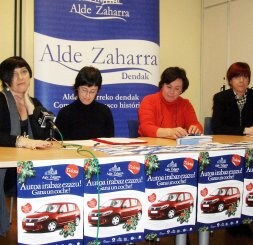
243,127,253,136
188,125,202,135
16,137,52,150
167,127,188,139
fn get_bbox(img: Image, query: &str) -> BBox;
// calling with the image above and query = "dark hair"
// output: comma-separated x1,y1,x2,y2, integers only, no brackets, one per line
158,67,189,93
73,66,102,95
0,56,32,88
226,62,251,85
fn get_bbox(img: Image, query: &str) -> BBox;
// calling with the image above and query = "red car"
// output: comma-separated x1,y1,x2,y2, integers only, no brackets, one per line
246,192,253,207
148,192,194,219
22,202,80,232
88,198,142,226
201,187,240,213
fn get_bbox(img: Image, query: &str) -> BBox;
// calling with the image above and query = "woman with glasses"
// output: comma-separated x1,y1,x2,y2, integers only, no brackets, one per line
55,66,114,140
138,66,203,139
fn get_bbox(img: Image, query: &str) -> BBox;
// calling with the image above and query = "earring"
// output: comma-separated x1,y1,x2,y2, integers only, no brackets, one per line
6,87,10,91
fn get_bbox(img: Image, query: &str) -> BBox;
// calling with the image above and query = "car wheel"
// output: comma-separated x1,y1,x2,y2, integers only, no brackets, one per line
167,209,176,219
217,203,225,212
236,199,240,207
47,221,57,232
75,217,80,226
137,211,142,220
189,205,194,213
111,215,121,226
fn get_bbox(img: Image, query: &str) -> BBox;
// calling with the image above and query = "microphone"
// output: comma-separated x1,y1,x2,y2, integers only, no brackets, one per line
34,106,58,131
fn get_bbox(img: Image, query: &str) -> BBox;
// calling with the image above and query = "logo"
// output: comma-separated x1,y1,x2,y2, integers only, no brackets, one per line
42,167,61,181
107,164,124,177
215,157,228,168
183,158,194,170
165,160,179,172
70,0,130,22
231,154,241,167
128,161,140,175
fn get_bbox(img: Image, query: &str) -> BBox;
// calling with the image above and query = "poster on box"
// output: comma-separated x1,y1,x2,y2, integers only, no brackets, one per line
241,148,253,224
83,156,145,244
17,159,84,245
144,153,198,240
197,149,245,231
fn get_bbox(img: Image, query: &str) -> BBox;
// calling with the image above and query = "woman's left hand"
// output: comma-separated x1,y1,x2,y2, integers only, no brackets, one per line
188,125,202,135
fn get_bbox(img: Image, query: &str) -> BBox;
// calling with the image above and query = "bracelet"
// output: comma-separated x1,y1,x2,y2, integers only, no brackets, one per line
15,136,23,148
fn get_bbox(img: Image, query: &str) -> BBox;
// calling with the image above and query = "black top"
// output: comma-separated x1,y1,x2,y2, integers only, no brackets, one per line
0,92,50,147
212,88,253,135
55,99,114,140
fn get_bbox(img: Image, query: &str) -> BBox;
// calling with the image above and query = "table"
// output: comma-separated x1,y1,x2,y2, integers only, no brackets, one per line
1,135,252,244
0,135,250,168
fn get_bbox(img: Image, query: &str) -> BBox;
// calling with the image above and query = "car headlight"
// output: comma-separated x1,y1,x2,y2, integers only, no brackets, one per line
210,198,219,204
160,205,169,210
101,210,113,216
38,216,49,222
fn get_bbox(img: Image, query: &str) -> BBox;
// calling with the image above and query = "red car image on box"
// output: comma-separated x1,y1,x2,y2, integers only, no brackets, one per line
22,202,80,232
201,187,240,213
148,192,194,219
88,198,142,226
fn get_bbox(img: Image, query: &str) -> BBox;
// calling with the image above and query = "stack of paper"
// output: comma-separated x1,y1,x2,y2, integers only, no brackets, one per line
176,135,213,145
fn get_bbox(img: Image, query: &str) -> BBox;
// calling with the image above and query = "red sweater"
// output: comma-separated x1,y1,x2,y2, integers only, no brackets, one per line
138,91,203,137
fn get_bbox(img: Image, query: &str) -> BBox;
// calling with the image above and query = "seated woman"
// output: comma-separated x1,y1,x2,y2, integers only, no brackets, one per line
138,66,203,139
0,56,52,237
212,62,253,237
55,66,114,140
212,62,253,135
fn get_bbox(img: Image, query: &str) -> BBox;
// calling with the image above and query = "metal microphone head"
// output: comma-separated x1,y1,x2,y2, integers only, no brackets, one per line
34,106,56,128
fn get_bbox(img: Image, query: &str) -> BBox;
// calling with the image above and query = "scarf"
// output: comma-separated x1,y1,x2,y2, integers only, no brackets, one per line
2,88,33,138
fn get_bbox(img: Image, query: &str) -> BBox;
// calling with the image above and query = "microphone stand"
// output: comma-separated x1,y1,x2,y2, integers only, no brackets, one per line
45,121,58,142
46,127,58,142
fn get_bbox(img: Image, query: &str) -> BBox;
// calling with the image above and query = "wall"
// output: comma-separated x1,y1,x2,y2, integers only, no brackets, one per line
0,0,202,121
201,0,253,122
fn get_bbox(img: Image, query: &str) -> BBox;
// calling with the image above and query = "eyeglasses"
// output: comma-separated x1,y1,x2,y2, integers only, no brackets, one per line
78,87,98,96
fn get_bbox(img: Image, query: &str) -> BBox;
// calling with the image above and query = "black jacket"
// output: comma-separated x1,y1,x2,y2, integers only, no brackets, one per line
0,92,50,146
212,88,253,135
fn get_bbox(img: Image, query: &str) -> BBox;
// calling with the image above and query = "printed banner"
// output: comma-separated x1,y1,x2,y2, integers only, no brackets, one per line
144,153,198,240
17,159,84,245
241,148,253,224
34,0,160,137
197,149,245,231
83,156,145,244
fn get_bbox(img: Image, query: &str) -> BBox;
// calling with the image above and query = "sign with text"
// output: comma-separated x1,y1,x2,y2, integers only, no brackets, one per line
197,149,245,231
34,0,159,136
144,153,198,239
241,148,253,224
17,159,84,245
83,156,145,244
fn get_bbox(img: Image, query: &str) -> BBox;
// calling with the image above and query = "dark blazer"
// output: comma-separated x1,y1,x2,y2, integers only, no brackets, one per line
0,92,50,147
212,88,253,135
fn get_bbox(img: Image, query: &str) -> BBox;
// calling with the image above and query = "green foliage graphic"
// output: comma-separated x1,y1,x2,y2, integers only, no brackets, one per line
245,148,253,168
59,222,76,238
122,215,139,231
177,209,191,224
198,152,211,172
145,154,159,176
84,158,100,180
17,161,36,184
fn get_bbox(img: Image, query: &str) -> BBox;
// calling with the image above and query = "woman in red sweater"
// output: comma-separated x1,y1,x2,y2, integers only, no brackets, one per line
138,67,203,139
